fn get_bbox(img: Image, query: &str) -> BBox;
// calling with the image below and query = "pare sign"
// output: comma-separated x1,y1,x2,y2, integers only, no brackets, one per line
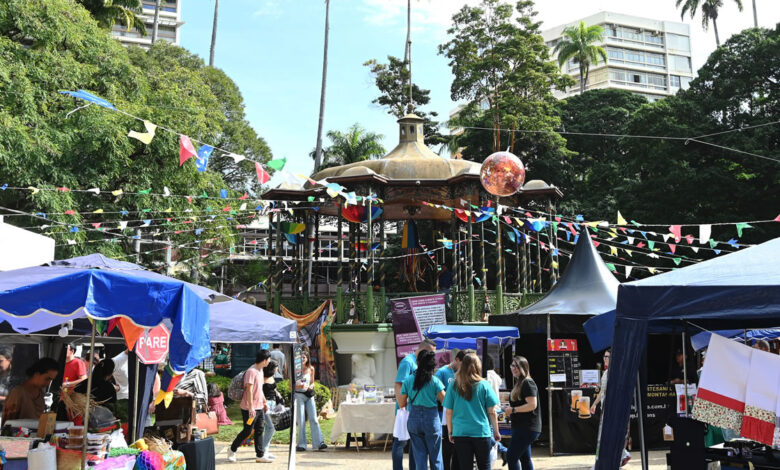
135,324,170,364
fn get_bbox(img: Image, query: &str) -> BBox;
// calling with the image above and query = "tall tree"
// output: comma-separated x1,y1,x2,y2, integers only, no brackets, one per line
364,56,447,148
439,0,573,172
553,21,608,94
77,0,146,35
209,0,219,66
312,0,330,173
311,124,385,169
676,0,743,46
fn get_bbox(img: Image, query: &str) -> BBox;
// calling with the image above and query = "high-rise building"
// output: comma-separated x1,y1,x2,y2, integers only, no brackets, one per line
111,1,183,48
542,12,694,102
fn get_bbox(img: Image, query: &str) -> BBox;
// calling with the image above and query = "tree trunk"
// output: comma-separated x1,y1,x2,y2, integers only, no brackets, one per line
209,0,219,66
313,0,330,172
713,18,720,47
579,68,585,94
752,0,758,28
151,0,161,44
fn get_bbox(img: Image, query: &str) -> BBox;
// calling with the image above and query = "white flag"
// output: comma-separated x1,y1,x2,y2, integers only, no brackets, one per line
699,224,711,245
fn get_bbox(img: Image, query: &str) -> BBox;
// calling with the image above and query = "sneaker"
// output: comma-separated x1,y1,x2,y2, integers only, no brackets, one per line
265,453,277,460
226,449,237,463
318,443,328,451
295,446,306,452
256,456,274,463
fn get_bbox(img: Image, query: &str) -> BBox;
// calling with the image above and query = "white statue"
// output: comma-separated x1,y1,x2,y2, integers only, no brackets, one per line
351,353,376,386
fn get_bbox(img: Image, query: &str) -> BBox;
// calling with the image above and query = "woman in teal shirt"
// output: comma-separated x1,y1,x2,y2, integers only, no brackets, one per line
399,350,446,470
443,353,500,470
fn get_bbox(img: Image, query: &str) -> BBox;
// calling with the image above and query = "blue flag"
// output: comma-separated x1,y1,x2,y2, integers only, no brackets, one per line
196,145,214,173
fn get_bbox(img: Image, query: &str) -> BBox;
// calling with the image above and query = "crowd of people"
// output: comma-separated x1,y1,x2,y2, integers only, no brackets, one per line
393,339,541,470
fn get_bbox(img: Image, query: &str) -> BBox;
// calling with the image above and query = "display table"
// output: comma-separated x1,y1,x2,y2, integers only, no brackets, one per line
175,437,215,470
330,402,396,447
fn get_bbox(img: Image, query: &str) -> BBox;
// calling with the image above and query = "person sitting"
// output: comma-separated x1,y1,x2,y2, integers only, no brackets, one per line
174,368,208,410
207,383,232,426
2,358,58,422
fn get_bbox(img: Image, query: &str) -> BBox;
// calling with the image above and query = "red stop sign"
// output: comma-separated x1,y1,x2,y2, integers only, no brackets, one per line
135,324,170,364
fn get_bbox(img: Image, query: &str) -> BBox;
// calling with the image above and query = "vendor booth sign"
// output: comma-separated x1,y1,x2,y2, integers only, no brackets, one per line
135,324,170,364
391,294,446,364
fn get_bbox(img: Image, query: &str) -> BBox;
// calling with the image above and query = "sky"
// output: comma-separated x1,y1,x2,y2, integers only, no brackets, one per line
179,0,779,185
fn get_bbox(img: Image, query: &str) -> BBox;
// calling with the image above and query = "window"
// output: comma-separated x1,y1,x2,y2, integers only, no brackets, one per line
620,27,642,41
647,74,666,87
631,73,644,84
610,70,627,82
670,55,691,73
625,50,643,63
646,52,665,67
604,25,617,37
667,34,691,52
680,76,692,89
608,48,623,60
644,32,663,45
670,75,681,88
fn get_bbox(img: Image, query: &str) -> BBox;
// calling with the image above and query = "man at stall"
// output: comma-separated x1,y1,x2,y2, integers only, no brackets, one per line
436,350,466,470
62,343,88,392
270,344,286,382
2,358,59,422
393,338,437,470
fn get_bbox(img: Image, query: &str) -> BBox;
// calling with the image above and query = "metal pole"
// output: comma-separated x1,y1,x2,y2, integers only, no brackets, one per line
636,372,648,470
535,234,543,293
682,331,689,417
81,321,96,470
546,312,554,456
151,0,161,44
379,210,386,321
132,354,139,439
468,216,475,321
495,197,503,315
366,196,374,322
480,222,487,292
267,212,275,311
209,0,219,66
274,213,282,313
336,203,344,321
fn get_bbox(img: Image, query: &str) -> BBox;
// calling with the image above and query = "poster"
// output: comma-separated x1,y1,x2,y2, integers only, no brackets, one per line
674,383,698,416
391,294,447,364
547,339,581,388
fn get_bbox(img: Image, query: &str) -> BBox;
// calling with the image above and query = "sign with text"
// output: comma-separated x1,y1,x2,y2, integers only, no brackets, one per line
547,339,580,388
391,294,446,365
135,324,170,364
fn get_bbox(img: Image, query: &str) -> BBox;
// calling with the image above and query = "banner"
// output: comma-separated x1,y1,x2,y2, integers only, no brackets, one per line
391,294,447,365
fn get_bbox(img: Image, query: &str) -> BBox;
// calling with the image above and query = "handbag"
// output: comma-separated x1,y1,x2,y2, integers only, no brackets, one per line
297,388,315,399
195,411,219,435
271,407,292,431
393,408,410,440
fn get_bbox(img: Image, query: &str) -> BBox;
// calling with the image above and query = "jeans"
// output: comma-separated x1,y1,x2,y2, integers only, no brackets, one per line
506,427,540,470
262,400,276,455
295,392,324,449
392,437,416,470
407,405,443,470
453,436,492,470
441,426,459,470
230,408,265,458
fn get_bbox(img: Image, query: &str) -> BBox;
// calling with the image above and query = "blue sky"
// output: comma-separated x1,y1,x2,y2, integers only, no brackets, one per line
179,0,779,185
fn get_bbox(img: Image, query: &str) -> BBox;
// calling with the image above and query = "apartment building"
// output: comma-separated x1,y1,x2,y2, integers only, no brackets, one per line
111,0,183,48
542,12,695,101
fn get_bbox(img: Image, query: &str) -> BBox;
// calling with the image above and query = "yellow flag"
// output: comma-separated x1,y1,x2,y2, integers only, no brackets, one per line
111,189,123,196
617,211,627,226
163,207,172,213
610,246,617,256
92,209,104,214
128,120,157,145
27,186,39,194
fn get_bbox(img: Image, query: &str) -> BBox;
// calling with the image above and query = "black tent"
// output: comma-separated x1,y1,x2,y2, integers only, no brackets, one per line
490,233,619,454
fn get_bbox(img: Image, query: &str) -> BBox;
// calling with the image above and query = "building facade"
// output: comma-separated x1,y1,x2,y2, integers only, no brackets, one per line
111,1,183,48
542,12,694,102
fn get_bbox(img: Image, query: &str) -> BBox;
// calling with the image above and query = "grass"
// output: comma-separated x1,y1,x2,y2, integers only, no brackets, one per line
214,401,344,446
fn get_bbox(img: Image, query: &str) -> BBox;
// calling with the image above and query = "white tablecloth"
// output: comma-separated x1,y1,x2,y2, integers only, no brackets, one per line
329,402,397,442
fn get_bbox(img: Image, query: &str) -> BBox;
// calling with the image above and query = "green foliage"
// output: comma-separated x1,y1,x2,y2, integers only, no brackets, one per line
275,379,331,411
676,0,743,45
0,0,272,275
206,374,233,398
311,124,385,170
364,56,447,148
553,21,608,94
77,0,147,35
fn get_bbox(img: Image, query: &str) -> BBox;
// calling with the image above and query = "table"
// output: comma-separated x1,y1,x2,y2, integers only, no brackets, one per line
175,437,215,470
330,402,396,449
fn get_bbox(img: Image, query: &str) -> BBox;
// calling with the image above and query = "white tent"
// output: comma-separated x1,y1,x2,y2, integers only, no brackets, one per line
0,216,55,271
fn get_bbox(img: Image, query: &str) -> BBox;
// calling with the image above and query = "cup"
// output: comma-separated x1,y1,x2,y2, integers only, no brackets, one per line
570,390,583,412
578,396,591,419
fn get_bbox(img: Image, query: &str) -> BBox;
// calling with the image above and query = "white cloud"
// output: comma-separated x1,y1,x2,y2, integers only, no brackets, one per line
253,0,282,18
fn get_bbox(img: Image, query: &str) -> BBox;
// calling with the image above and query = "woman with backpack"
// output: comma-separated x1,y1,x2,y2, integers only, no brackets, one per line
227,350,272,463
295,351,327,452
443,352,500,470
501,356,541,470
398,349,446,470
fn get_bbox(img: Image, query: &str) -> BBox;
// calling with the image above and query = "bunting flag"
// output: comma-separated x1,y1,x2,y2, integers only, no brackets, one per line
195,145,214,173
59,90,116,110
669,225,682,243
699,225,712,245
617,211,627,226
735,223,753,237
127,120,157,144
279,222,305,234
341,205,383,224
255,162,270,184
283,233,298,245
111,189,123,196
267,157,287,171
179,135,197,165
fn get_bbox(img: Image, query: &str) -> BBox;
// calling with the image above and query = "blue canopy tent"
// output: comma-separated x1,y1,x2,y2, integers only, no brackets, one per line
591,236,780,470
690,328,780,351
424,324,520,350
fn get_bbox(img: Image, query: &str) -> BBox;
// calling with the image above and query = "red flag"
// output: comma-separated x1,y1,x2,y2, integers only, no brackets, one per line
255,162,270,184
186,196,193,204
775,214,780,222
65,210,76,215
669,243,677,254
57,187,70,192
179,135,197,165
238,192,249,200
669,225,682,243
685,234,695,244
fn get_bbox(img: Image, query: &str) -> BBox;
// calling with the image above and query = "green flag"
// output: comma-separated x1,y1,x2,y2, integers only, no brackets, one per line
139,188,152,194
605,263,616,272
267,158,287,171
673,257,682,266
735,222,752,237
709,239,717,249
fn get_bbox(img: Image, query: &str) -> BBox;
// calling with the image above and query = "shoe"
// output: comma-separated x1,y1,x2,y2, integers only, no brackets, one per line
620,452,631,467
226,449,237,463
500,448,507,467
318,443,328,451
256,456,274,463
296,446,306,452
266,453,277,460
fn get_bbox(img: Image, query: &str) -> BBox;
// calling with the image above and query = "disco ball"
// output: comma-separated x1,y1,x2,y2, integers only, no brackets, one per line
480,151,526,197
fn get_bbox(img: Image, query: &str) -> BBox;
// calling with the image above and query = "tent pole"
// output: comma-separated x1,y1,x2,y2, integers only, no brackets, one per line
547,312,554,456
682,331,689,417
81,321,96,470
132,353,140,440
636,372,648,470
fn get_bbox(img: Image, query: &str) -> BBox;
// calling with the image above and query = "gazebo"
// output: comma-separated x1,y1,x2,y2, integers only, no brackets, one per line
261,114,564,323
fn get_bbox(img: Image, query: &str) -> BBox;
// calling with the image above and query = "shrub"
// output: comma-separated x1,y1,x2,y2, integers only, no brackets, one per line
275,380,331,410
206,374,233,400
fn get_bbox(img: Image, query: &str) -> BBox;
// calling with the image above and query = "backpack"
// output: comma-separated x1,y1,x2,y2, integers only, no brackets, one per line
228,370,246,401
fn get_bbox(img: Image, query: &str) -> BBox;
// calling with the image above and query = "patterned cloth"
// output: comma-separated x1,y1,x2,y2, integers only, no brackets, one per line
741,348,780,445
281,300,338,387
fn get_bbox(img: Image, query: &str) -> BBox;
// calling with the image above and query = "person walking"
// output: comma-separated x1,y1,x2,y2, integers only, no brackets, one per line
269,345,286,382
591,349,631,467
261,361,283,459
295,351,327,452
394,339,437,470
502,356,541,470
443,352,500,470
227,350,272,463
436,350,465,470
399,350,446,470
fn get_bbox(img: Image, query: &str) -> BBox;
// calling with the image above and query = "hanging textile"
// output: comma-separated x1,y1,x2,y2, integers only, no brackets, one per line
341,206,383,224
741,348,780,445
280,222,305,234
475,207,494,223
454,209,476,224
283,233,298,245
400,220,428,292
281,300,338,387
354,241,380,252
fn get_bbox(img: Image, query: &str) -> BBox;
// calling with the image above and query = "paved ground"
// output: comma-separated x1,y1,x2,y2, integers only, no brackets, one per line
214,441,668,469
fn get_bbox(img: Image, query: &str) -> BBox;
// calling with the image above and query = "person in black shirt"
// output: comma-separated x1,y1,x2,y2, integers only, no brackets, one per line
502,356,541,470
75,359,117,405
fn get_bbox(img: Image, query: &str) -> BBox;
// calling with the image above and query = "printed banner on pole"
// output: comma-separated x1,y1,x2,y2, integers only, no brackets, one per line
391,294,447,365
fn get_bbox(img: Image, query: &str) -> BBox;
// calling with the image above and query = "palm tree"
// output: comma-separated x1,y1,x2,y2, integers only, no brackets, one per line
313,0,331,173
312,124,385,169
209,0,219,67
77,0,146,35
553,21,608,94
676,0,743,46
